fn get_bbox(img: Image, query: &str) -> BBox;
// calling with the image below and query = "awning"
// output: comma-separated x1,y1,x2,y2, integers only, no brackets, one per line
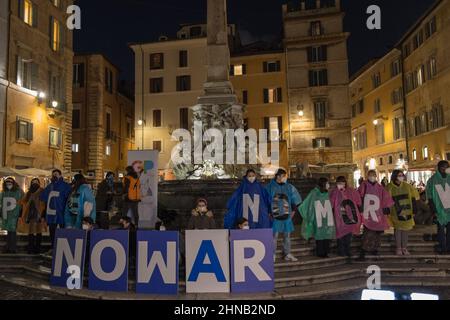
0,167,25,177
15,168,53,177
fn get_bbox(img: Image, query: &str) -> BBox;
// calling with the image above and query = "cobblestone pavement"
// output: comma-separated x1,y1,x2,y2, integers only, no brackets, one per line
0,280,83,300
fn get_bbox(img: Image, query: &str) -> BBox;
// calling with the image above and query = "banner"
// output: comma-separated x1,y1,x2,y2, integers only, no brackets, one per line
230,229,274,293
128,150,159,229
185,230,230,293
88,230,129,292
50,229,87,288
136,231,179,295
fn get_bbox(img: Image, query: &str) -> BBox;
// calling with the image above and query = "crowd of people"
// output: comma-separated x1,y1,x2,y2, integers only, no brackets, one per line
1,161,449,268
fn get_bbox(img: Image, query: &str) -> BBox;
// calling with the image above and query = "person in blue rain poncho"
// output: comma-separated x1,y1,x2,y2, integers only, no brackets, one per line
64,174,96,230
40,169,72,251
224,169,272,230
266,168,302,262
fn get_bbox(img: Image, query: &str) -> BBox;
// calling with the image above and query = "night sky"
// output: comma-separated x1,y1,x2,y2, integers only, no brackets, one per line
73,0,436,84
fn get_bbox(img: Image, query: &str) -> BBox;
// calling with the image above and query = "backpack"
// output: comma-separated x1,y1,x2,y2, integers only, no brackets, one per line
125,176,141,201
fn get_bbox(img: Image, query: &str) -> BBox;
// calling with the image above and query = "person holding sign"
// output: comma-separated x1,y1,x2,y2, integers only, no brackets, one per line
330,176,362,260
40,169,72,251
300,178,336,258
387,170,419,256
0,177,24,254
19,178,46,254
224,169,272,230
64,174,96,230
426,161,450,254
357,170,394,261
266,168,302,262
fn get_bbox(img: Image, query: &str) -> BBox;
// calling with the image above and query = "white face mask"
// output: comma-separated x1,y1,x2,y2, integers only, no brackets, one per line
247,177,256,183
446,168,450,175
397,176,405,183
5,184,13,190
325,183,330,190
82,224,89,231
281,177,288,184
368,177,377,183
337,183,345,190
160,225,166,231
242,226,250,230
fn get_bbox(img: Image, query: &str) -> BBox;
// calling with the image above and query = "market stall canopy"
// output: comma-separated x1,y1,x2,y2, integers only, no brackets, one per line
15,168,53,177
0,167,25,177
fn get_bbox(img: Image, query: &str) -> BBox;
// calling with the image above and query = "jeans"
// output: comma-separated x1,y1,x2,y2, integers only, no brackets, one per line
437,222,450,252
6,231,17,252
316,239,331,257
337,233,352,257
395,229,409,249
274,232,291,256
49,224,64,249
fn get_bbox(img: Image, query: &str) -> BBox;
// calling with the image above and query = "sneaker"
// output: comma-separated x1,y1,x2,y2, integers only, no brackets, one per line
284,254,298,262
402,248,411,256
396,248,403,256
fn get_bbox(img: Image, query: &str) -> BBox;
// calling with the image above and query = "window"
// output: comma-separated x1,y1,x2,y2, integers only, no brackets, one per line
372,72,381,88
320,0,336,8
412,149,417,161
355,128,368,150
153,109,162,127
16,56,38,90
52,0,60,8
310,21,322,36
309,69,328,87
179,50,188,68
351,104,356,118
20,0,37,27
374,98,381,114
153,141,162,152
150,53,164,70
307,46,327,63
231,64,246,76
391,59,401,77
379,158,384,166
358,100,364,114
264,117,282,141
313,138,330,149
416,65,425,87
127,120,132,139
413,30,424,50
242,90,248,104
180,108,189,130
48,72,65,108
423,146,429,160
263,61,281,73
150,77,163,93
393,117,405,140
105,145,111,156
50,17,61,52
389,156,393,164
305,0,316,9
391,88,403,105
72,109,80,129
314,101,326,128
190,26,202,37
105,68,114,93
420,112,429,134
49,127,62,148
425,17,437,38
404,43,411,58
72,144,79,153
414,115,421,136
263,88,282,103
16,118,33,142
105,112,111,138
73,63,85,88
176,75,191,91
427,57,437,79
430,104,444,130
375,122,385,145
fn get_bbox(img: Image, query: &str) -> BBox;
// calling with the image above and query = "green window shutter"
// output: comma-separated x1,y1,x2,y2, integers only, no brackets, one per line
263,62,268,73
58,129,62,147
276,60,281,72
263,117,270,131
16,117,20,140
277,88,282,102
242,64,247,75
28,122,33,141
49,16,54,49
31,62,39,91
18,0,24,20
229,65,234,76
277,116,283,138
312,139,318,148
263,89,269,103
32,3,38,28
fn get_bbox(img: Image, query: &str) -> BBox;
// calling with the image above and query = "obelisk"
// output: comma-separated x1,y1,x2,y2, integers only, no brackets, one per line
197,0,238,105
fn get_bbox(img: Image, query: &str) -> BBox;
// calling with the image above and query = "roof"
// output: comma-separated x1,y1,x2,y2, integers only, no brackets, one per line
74,52,122,72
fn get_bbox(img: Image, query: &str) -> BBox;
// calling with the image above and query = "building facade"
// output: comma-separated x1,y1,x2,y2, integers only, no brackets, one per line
401,0,450,184
0,0,9,167
130,24,209,180
3,0,73,173
230,50,289,174
72,54,135,185
350,49,407,184
282,0,353,180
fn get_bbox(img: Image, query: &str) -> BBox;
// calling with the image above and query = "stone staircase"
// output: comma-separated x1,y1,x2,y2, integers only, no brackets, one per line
1,226,449,300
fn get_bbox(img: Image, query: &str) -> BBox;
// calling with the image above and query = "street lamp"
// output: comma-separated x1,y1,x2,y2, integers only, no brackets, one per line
297,105,304,117
52,100,59,108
